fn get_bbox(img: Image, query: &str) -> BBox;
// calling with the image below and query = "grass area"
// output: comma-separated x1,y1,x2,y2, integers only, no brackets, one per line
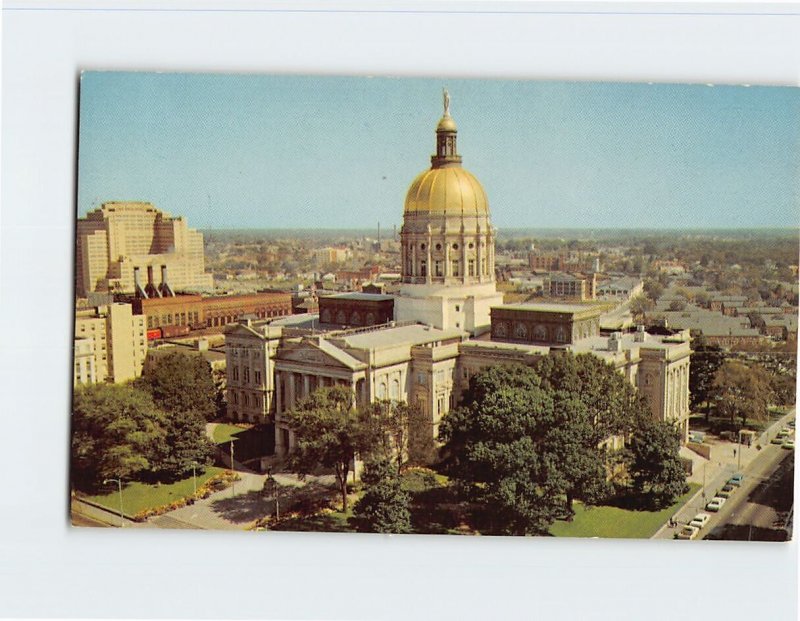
82,466,226,516
212,423,246,444
549,483,701,539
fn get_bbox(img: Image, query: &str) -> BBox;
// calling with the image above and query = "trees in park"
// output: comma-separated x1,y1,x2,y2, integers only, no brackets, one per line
627,418,687,509
137,351,218,421
711,360,772,429
71,384,167,489
689,336,725,418
350,457,411,534
439,357,686,534
284,386,367,511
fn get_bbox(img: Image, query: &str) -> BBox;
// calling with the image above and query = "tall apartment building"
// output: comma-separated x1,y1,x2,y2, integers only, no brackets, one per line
75,201,214,297
74,303,148,384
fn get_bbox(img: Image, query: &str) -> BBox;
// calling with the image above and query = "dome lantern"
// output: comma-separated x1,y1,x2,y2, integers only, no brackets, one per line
432,88,462,168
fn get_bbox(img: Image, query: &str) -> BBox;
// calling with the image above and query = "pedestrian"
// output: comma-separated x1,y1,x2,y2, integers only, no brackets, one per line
733,448,737,458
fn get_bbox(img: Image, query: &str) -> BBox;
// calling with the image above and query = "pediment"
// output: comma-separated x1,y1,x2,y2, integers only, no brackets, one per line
278,342,364,371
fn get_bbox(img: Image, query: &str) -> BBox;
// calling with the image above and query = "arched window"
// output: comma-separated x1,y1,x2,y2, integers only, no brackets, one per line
533,325,547,341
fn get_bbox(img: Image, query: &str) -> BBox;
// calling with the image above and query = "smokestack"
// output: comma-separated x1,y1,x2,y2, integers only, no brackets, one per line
146,265,162,298
159,264,175,297
133,267,148,299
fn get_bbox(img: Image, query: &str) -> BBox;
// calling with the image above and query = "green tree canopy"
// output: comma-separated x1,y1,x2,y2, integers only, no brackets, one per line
711,360,772,429
350,457,411,534
689,336,725,417
71,384,167,490
284,386,367,511
138,351,217,420
627,418,687,509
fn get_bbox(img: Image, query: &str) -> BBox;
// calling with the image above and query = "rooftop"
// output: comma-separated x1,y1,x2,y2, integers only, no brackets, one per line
323,292,395,302
494,302,604,315
338,323,465,350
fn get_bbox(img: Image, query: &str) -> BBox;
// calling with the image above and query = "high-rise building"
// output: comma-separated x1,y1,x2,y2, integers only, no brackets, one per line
75,201,214,297
74,303,148,384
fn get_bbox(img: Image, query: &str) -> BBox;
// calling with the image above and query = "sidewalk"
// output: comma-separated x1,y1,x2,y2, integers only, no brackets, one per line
652,407,795,539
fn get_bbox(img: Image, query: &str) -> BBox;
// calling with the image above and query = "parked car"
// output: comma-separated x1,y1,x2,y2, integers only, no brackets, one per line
782,439,795,450
728,473,745,486
718,484,736,499
676,525,700,540
772,435,785,445
706,497,726,512
788,420,796,429
689,513,711,529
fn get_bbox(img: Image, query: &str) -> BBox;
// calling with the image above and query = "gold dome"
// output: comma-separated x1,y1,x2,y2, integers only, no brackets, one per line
404,166,489,216
437,114,457,132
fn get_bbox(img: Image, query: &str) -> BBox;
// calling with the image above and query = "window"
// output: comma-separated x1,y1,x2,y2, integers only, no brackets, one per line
244,367,250,383
420,261,427,277
435,261,443,277
468,259,475,276
451,260,459,277
255,370,261,385
232,392,238,404
455,305,460,312
233,367,239,381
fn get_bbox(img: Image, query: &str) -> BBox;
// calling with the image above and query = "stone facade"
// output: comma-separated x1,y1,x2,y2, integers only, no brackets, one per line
74,303,148,384
490,304,603,346
76,201,214,297
318,293,394,327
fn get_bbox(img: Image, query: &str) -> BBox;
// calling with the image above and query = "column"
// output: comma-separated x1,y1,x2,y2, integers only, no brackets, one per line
275,371,282,416
288,371,296,410
303,374,311,399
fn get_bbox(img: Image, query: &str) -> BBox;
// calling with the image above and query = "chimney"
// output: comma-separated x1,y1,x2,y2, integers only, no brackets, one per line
146,265,162,298
133,267,148,299
634,324,647,343
608,332,623,352
159,264,175,297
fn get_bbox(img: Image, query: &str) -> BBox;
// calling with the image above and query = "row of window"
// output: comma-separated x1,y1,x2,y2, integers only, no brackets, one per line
407,258,487,278
229,391,263,409
231,366,262,385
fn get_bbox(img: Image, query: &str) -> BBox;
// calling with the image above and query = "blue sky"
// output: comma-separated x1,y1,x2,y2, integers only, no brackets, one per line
77,73,800,230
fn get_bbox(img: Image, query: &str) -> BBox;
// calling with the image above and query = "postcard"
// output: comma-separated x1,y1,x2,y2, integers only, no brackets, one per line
71,73,798,540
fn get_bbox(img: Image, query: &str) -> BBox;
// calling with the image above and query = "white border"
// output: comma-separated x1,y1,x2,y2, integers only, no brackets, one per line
1,2,798,619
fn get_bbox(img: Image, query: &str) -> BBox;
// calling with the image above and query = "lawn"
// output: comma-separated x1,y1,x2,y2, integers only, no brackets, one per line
212,423,246,444
82,466,226,516
549,483,701,539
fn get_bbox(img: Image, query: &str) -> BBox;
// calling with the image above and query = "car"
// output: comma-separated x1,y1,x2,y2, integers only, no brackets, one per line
788,420,796,429
706,497,726,512
728,473,745,486
718,484,736,498
782,439,795,450
676,525,700,540
689,513,711,529
772,435,785,444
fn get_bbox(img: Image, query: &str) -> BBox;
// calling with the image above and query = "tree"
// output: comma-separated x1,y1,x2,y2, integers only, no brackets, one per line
284,386,365,511
668,300,687,311
439,365,566,535
531,354,647,514
138,351,217,421
627,419,687,509
694,291,710,307
689,336,725,418
630,295,654,322
152,409,216,481
643,279,664,302
747,311,766,333
711,360,772,429
350,456,411,533
71,384,167,490
358,399,429,471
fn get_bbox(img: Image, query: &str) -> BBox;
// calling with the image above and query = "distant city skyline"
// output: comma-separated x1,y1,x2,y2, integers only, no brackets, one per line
78,73,800,230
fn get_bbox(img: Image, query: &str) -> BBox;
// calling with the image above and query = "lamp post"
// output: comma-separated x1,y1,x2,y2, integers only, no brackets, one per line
230,439,238,497
264,469,280,522
103,478,124,527
191,461,198,496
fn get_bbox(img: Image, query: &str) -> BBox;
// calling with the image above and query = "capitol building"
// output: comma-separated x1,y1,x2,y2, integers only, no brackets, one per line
224,94,691,459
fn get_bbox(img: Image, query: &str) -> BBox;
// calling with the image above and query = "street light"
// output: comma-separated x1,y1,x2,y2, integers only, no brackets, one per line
264,469,280,522
191,461,198,496
230,439,238,497
103,478,124,527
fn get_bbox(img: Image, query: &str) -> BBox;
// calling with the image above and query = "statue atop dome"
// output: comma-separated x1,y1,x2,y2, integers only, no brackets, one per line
443,88,451,116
